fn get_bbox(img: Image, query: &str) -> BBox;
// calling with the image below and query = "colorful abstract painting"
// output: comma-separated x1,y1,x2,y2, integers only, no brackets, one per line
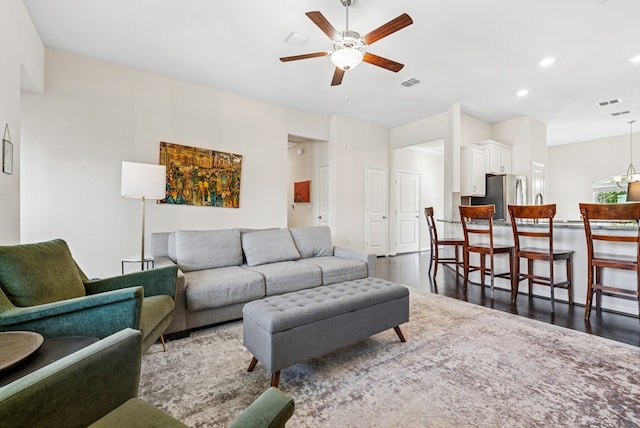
159,142,242,208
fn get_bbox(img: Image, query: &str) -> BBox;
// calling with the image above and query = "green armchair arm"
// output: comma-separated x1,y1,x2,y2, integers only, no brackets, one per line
0,329,143,428
0,287,143,339
84,265,178,299
229,387,295,428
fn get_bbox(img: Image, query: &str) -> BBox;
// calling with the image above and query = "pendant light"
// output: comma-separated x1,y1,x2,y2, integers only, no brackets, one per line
625,120,637,181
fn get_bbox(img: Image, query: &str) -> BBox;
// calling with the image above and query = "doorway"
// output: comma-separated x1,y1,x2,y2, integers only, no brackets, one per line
392,140,445,254
287,136,329,228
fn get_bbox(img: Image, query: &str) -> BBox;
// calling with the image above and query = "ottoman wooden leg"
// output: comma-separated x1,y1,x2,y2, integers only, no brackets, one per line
271,371,281,388
394,326,406,342
247,356,258,372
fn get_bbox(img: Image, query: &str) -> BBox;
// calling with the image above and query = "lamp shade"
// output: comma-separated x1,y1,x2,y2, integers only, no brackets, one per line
628,181,640,202
121,161,166,199
331,47,363,71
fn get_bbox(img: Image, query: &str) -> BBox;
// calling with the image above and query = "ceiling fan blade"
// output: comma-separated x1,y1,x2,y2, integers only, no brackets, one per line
362,13,413,45
363,53,404,72
280,52,329,62
331,68,345,86
306,11,340,41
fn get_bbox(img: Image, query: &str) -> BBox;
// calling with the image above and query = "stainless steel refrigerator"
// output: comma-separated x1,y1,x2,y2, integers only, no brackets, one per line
470,174,527,220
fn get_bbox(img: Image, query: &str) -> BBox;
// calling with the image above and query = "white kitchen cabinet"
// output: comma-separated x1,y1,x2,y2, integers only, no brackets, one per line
460,145,486,196
481,140,512,174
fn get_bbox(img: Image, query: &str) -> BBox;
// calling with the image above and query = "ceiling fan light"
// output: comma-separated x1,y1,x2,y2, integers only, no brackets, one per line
331,47,363,71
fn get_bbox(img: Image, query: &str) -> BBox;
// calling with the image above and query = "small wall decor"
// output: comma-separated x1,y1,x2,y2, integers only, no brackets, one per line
159,141,242,207
294,180,311,203
3,124,13,175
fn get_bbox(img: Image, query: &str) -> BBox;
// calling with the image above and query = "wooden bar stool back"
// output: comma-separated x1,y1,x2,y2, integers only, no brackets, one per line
579,202,640,321
508,204,574,312
459,204,514,298
424,207,463,278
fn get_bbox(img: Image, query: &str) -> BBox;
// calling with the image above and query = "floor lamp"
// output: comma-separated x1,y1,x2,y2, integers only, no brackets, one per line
121,161,166,271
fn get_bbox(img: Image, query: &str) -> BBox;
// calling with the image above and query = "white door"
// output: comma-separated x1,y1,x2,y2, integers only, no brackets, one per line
365,167,388,256
317,164,330,227
395,171,420,254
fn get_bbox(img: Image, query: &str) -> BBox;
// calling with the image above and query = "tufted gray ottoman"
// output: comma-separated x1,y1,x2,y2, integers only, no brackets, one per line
242,278,409,387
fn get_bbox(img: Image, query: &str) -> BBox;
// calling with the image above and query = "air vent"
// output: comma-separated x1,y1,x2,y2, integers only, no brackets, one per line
401,77,422,88
598,98,621,106
611,110,631,116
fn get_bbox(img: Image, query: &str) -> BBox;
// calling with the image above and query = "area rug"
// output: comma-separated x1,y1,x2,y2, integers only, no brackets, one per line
139,289,640,427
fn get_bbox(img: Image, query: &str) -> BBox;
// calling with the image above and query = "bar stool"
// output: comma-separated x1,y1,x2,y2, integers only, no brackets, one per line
459,204,514,298
579,202,640,321
508,204,574,312
424,207,463,278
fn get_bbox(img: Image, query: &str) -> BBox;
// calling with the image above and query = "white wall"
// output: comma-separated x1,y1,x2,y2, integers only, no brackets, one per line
549,133,634,221
0,0,43,244
461,113,491,145
21,49,330,277
330,116,389,249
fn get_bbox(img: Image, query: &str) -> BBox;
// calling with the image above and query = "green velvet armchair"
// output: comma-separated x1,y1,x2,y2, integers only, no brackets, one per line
0,328,295,427
0,239,177,352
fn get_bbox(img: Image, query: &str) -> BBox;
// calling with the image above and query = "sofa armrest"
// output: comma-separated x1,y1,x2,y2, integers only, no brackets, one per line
0,288,143,338
229,387,295,428
153,256,177,269
334,246,377,277
0,328,143,428
84,265,178,299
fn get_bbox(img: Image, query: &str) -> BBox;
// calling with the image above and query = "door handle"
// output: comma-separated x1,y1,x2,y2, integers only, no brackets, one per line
317,216,322,219
383,216,387,219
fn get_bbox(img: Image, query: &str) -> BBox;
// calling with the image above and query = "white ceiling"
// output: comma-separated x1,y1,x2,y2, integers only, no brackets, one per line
22,0,640,146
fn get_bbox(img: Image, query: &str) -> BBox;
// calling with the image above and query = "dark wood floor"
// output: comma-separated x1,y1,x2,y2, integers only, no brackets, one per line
376,252,640,348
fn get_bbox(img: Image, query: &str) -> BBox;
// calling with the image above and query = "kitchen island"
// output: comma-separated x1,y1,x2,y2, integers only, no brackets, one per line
439,219,639,317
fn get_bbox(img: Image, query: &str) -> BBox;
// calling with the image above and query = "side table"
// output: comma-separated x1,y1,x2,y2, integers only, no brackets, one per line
121,256,155,274
0,334,99,387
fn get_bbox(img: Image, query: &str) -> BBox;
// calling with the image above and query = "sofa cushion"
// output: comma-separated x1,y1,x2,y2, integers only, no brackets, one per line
289,226,334,258
246,261,322,295
167,232,177,262
298,256,368,285
0,239,86,307
175,229,242,272
90,398,187,428
242,229,300,267
184,266,265,311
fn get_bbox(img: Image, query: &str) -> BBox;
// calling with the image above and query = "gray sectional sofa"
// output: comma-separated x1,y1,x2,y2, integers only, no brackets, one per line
150,226,376,335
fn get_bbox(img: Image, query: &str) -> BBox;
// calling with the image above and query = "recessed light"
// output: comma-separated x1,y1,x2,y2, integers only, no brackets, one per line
516,89,530,97
538,57,556,67
629,54,640,63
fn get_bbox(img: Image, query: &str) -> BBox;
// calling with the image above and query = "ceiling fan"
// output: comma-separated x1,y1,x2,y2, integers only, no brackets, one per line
280,0,413,86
